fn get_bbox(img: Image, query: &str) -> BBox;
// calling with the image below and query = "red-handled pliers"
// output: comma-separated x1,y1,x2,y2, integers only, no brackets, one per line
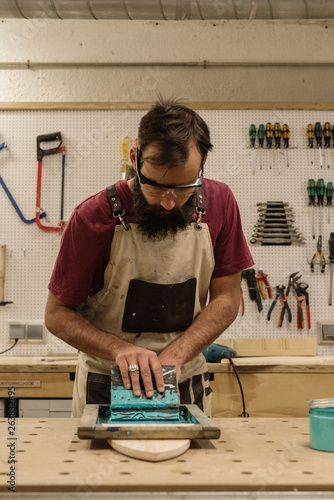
297,282,311,329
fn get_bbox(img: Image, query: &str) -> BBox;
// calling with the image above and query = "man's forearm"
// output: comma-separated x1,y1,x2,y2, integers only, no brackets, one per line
45,302,129,361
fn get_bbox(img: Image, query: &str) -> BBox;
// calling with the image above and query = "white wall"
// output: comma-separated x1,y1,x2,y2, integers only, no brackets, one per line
1,18,334,356
0,19,333,102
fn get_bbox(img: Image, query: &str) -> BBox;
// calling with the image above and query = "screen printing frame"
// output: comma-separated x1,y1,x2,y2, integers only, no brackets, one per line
78,404,221,440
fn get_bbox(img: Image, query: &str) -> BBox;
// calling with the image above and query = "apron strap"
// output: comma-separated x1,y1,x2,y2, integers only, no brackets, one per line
195,185,205,230
106,184,130,231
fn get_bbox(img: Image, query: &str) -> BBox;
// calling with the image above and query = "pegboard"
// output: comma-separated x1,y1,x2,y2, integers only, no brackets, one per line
0,108,333,356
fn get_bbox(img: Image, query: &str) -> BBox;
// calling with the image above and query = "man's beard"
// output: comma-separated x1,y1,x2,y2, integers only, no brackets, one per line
132,177,196,241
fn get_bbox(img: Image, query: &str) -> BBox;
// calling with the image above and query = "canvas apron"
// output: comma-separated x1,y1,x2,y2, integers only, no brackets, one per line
72,185,215,417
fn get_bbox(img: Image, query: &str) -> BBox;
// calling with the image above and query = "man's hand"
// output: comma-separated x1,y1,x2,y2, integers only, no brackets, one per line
115,345,165,398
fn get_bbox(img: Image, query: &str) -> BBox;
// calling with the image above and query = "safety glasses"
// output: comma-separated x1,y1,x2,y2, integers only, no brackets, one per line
136,148,203,199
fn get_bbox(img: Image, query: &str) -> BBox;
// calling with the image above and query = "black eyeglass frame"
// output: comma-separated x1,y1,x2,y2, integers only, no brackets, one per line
135,148,204,190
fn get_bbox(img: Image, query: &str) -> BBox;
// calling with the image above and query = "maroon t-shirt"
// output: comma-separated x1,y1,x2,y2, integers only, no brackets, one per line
48,179,254,306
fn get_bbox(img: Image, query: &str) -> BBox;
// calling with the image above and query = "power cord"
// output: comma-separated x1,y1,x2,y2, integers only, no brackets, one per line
0,339,18,355
223,352,249,418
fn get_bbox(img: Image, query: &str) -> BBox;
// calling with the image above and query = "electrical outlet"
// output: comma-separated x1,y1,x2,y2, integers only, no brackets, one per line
26,322,44,342
8,320,45,343
317,322,334,345
8,321,26,340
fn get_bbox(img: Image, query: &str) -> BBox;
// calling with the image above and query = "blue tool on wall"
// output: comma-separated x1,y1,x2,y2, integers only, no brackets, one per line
0,139,47,224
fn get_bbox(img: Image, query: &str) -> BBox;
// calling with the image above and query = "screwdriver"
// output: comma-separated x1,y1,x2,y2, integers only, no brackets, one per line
329,232,334,306
315,122,323,168
258,124,265,169
307,179,316,239
249,124,256,175
283,124,290,168
317,178,325,239
266,122,274,169
307,124,315,167
274,123,282,171
121,136,130,180
274,123,281,148
323,122,331,169
326,182,333,223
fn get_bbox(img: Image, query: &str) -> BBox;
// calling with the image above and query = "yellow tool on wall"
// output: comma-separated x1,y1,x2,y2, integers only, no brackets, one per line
121,136,133,180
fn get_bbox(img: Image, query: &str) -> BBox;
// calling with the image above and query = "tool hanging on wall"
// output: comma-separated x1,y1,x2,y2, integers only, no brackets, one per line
307,179,316,239
267,285,292,326
282,124,290,168
241,268,263,312
249,124,256,175
326,182,333,223
251,202,305,245
296,281,311,329
265,122,274,169
329,233,334,306
307,124,315,167
1,138,47,224
309,178,326,273
258,124,265,170
274,122,281,171
256,268,272,300
317,177,325,250
278,272,299,327
0,244,13,306
323,122,331,169
121,136,133,180
36,132,65,232
314,122,323,169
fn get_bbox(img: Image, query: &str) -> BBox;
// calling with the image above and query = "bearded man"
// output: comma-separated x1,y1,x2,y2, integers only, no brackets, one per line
45,98,253,417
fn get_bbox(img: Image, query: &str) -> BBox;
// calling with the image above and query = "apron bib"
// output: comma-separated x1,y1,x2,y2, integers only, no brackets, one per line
72,188,215,417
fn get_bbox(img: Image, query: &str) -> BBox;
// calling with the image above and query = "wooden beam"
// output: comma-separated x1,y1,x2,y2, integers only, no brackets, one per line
1,102,334,111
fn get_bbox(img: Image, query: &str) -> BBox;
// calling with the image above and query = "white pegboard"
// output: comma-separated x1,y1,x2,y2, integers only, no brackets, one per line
0,109,333,356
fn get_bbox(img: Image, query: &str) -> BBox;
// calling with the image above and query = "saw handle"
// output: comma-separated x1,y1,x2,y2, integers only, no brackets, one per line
37,132,62,161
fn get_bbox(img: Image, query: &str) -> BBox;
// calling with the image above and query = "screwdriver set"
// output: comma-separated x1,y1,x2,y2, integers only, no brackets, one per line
307,122,334,169
249,122,290,172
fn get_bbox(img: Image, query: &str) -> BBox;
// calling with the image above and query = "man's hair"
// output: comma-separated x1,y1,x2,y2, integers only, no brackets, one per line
138,97,213,167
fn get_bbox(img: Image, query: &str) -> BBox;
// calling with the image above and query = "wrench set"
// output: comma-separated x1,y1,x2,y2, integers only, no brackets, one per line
250,201,305,245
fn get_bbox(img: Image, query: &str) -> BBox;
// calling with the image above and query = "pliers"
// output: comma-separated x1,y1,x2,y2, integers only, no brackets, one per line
294,281,311,329
311,235,326,273
256,268,272,300
292,280,305,329
267,285,292,326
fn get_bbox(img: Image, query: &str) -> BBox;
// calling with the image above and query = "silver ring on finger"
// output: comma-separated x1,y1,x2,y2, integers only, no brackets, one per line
128,364,139,373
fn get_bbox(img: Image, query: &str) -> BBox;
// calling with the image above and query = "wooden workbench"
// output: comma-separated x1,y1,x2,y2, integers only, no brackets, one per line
0,416,332,494
0,356,334,418
0,355,77,398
